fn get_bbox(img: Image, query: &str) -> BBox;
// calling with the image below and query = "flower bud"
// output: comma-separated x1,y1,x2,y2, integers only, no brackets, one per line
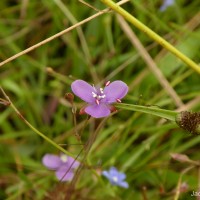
170,153,190,163
46,67,54,74
79,107,86,115
109,105,117,113
0,99,10,106
64,93,74,105
176,111,200,135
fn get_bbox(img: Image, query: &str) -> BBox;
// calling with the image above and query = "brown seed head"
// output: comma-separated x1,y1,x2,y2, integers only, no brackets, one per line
176,111,200,135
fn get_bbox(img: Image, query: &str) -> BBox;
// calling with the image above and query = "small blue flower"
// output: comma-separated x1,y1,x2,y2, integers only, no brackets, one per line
102,167,129,188
160,0,175,11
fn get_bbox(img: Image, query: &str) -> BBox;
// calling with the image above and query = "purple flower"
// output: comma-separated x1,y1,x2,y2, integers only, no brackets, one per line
160,0,175,11
42,154,80,182
102,167,129,188
71,80,128,118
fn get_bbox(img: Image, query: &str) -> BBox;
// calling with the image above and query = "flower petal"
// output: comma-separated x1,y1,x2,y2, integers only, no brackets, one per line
102,167,129,188
55,166,74,182
67,157,80,169
71,80,95,103
117,181,129,188
118,172,126,181
42,154,62,170
104,81,128,103
109,167,118,176
160,0,174,11
109,167,126,180
85,104,110,118
102,171,111,180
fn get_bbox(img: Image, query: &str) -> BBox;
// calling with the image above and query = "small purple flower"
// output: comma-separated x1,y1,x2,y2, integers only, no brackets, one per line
71,80,128,118
102,167,129,188
160,0,175,11
42,154,80,182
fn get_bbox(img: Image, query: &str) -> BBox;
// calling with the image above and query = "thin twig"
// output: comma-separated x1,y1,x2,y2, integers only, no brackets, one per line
117,15,184,107
174,166,194,200
79,0,100,11
0,97,10,106
176,96,200,112
0,0,130,68
60,148,84,182
65,117,108,200
101,0,200,75
53,0,99,82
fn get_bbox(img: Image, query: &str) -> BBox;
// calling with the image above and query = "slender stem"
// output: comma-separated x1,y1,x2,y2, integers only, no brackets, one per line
174,166,194,200
101,0,200,75
66,117,107,199
0,87,74,157
0,0,129,68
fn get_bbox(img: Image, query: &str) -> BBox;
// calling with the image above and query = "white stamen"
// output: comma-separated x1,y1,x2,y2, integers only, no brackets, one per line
100,88,104,94
98,95,106,99
116,98,121,103
112,176,118,182
60,155,68,163
91,87,106,102
92,92,97,98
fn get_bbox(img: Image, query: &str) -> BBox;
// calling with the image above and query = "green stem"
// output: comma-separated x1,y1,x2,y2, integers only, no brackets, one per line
101,0,200,75
0,87,74,158
115,103,178,121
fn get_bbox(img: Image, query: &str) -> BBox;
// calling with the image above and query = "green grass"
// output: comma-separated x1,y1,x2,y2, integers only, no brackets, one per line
0,0,200,199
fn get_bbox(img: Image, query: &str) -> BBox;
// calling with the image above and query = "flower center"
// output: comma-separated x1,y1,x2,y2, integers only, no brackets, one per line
60,155,68,163
92,87,106,105
112,176,118,183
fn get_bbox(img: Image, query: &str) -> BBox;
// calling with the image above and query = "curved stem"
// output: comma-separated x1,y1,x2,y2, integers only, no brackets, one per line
0,87,74,157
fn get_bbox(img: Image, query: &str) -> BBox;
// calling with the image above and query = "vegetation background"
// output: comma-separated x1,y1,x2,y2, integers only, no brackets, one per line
0,0,200,199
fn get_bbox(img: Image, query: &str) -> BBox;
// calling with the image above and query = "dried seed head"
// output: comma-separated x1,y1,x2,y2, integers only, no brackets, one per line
176,111,200,135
